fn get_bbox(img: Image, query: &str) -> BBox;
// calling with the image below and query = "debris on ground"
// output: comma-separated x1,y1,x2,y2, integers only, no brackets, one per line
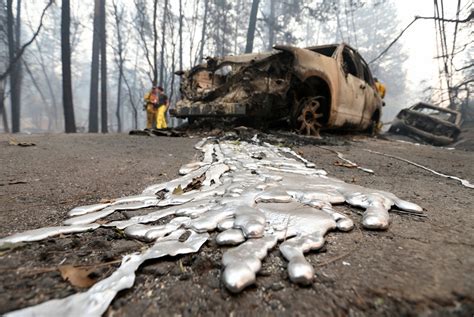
0,180,28,186
366,149,474,188
315,145,374,174
129,128,186,137
8,139,36,147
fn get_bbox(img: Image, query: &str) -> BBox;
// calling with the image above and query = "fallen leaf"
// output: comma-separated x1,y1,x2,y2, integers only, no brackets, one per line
172,185,184,195
184,174,205,192
59,265,98,288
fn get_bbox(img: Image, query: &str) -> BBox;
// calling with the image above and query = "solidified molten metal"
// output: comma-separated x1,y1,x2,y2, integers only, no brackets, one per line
2,137,422,316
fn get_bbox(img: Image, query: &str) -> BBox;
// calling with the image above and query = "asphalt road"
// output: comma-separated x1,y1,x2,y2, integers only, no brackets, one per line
0,133,472,316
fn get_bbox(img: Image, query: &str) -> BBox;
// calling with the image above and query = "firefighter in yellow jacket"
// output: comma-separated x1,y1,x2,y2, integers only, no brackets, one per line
144,86,158,129
374,77,386,99
156,86,169,129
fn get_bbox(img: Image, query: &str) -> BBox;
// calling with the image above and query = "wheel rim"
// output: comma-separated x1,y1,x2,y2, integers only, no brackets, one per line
296,97,324,137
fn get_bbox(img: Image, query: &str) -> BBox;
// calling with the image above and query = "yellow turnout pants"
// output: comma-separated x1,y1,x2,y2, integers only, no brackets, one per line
156,105,167,129
146,104,157,129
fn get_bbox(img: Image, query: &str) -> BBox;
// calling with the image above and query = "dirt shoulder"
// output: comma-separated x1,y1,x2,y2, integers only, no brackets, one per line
0,133,473,316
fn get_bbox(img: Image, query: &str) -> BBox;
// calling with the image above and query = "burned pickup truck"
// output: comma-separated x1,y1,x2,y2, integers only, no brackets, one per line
388,102,462,146
171,43,384,136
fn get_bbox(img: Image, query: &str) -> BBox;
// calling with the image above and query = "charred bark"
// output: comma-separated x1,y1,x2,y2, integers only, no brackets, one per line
99,0,108,133
61,0,76,133
198,0,209,62
153,0,158,85
268,0,275,50
112,0,123,132
245,0,259,54
0,0,9,132
7,0,22,132
122,70,138,130
89,0,100,132
159,0,168,87
0,86,8,132
179,0,183,72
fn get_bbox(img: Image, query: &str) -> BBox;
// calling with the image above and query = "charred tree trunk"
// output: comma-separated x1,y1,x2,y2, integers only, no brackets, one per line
159,0,168,87
268,0,275,50
222,6,227,56
0,0,9,132
245,0,259,53
13,0,22,131
7,0,22,132
99,0,108,133
116,65,122,132
89,0,100,132
112,0,123,133
198,0,209,62
178,0,183,72
233,0,242,54
61,0,76,133
122,70,137,130
153,0,158,85
0,87,8,132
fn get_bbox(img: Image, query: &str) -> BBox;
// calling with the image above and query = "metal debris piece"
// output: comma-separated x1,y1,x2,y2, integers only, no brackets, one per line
68,203,112,217
6,230,208,317
64,199,160,225
0,224,100,248
367,149,473,189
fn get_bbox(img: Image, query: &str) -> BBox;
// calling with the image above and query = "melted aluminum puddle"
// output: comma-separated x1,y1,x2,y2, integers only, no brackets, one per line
3,137,422,316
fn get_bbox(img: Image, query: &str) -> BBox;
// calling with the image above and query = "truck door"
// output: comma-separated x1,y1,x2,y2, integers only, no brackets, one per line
358,57,382,128
336,47,367,127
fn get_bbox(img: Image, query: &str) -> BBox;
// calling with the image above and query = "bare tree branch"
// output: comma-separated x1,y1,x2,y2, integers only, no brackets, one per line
453,79,474,90
455,63,474,72
0,0,54,81
369,11,473,65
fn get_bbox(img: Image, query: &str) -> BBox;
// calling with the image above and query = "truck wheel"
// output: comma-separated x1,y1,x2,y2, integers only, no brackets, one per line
294,96,326,137
367,111,381,136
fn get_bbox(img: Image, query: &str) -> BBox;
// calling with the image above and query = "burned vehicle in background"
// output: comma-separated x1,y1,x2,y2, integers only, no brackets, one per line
171,43,384,136
388,102,462,145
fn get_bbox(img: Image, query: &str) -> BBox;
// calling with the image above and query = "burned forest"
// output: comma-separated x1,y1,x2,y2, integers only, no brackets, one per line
0,0,473,316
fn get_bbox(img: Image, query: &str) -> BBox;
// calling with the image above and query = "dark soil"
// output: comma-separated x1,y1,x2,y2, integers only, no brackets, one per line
0,132,473,316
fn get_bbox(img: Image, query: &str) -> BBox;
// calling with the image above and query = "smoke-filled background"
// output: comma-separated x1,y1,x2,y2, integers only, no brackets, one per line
0,0,472,133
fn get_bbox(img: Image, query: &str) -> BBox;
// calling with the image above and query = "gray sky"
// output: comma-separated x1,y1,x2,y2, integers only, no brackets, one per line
395,0,471,105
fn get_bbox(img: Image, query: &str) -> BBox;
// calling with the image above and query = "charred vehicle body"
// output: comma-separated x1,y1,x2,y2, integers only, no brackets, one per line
389,102,462,145
171,43,384,136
